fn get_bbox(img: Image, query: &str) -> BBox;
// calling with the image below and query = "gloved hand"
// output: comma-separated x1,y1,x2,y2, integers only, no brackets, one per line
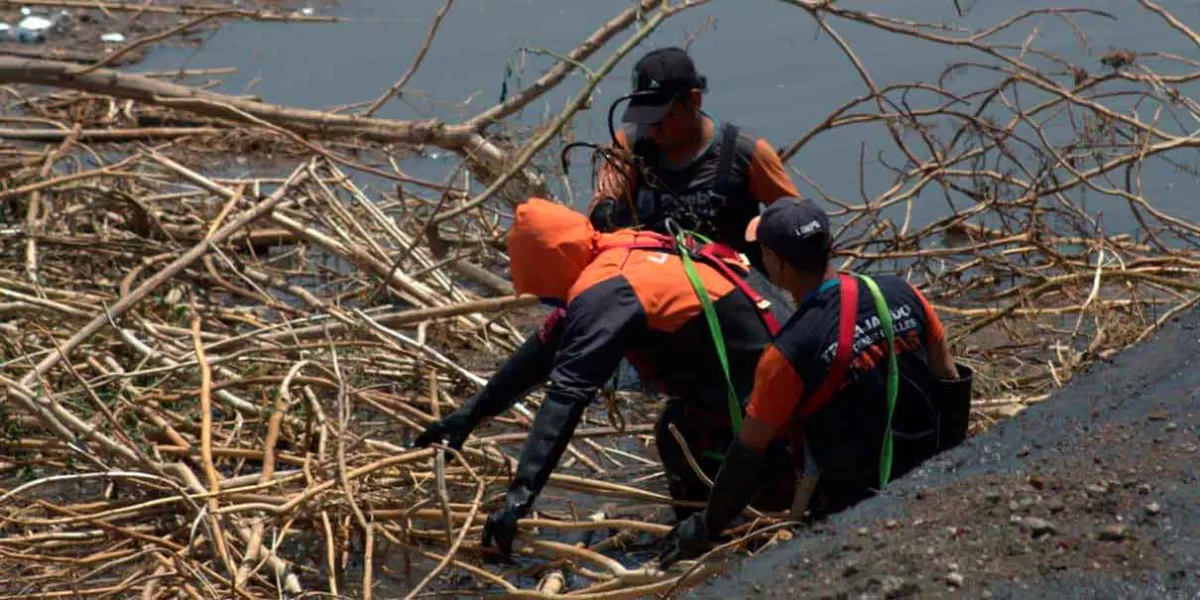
657,512,712,570
412,409,478,450
657,436,767,570
413,323,566,452
589,196,628,232
481,504,523,558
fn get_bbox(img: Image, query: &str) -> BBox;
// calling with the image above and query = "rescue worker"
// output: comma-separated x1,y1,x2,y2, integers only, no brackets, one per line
415,47,801,476
590,46,800,271
658,198,974,568
418,198,794,558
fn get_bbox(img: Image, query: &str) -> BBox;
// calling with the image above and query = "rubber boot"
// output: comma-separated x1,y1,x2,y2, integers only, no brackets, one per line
937,363,974,450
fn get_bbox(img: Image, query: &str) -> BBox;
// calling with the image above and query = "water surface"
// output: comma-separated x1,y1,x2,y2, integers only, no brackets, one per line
133,0,1200,233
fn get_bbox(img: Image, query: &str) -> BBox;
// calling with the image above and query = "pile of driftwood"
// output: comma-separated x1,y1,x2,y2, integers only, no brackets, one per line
2,0,1200,597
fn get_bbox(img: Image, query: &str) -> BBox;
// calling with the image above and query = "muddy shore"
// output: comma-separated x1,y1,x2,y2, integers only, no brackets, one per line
689,307,1200,599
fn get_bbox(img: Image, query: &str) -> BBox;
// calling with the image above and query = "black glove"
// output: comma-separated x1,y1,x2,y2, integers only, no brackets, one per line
412,322,566,450
658,438,768,569
412,408,478,450
481,503,523,559
657,512,711,569
589,196,629,232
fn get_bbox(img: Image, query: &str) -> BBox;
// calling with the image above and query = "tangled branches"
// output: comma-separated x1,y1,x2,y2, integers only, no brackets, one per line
1,0,1199,598
763,0,1200,424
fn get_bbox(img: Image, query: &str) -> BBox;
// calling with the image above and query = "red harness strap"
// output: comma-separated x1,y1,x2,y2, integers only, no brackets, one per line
695,244,782,336
597,236,782,336
795,273,859,421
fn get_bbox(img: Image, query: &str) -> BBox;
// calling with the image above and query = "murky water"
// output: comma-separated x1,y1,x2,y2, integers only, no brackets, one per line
131,0,1200,234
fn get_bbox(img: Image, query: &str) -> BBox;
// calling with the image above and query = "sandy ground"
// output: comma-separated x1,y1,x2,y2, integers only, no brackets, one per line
687,306,1200,599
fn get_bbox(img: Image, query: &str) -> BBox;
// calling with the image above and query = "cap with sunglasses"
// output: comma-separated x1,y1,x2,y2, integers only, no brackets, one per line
622,47,707,125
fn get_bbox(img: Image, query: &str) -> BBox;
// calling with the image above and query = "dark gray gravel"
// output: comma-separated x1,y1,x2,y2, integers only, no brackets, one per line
687,306,1200,599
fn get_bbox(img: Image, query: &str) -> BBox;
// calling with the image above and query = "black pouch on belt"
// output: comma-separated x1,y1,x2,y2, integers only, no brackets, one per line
937,363,974,451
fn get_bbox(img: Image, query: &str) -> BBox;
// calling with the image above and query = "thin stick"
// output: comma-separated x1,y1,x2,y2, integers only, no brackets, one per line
189,313,238,584
431,0,709,224
363,0,454,117
403,482,486,599
13,164,309,390
429,369,455,548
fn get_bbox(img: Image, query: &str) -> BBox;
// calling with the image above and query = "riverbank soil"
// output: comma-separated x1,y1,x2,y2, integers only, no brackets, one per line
689,307,1200,599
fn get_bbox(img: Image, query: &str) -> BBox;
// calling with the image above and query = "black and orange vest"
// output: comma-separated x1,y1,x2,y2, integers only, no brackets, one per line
593,119,762,268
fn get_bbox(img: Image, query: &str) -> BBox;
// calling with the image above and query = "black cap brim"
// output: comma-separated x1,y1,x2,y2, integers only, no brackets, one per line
622,96,673,124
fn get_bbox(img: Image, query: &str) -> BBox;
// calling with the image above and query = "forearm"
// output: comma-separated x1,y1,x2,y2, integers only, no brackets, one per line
927,337,958,380
701,437,767,538
465,310,566,421
505,388,590,513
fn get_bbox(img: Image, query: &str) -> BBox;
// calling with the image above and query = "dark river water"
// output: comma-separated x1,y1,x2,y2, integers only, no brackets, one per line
130,0,1200,234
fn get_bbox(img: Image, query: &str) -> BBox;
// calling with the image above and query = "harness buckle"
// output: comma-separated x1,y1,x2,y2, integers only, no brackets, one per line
756,298,772,311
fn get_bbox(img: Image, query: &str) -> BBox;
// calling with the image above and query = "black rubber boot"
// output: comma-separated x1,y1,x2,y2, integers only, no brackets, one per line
937,363,974,450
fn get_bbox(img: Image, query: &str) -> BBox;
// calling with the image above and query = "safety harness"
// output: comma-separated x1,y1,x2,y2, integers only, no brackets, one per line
793,274,898,489
618,122,744,236
598,235,900,487
597,228,779,433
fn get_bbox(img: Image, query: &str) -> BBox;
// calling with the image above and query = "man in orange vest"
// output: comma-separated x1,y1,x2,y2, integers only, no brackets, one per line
421,198,795,557
659,198,973,568
415,46,800,458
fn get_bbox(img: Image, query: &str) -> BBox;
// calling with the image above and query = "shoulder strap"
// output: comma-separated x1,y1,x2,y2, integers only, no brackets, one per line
598,233,784,442
713,123,740,201
795,273,859,421
696,244,781,336
601,235,781,337
675,234,743,435
859,275,899,489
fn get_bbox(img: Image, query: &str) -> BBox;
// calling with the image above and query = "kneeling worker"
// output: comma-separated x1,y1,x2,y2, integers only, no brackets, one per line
417,198,793,557
660,198,973,567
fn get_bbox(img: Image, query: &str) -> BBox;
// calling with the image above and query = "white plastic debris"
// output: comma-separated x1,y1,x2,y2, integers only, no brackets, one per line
300,7,314,16
17,15,53,30
101,32,126,43
12,16,49,43
11,9,72,43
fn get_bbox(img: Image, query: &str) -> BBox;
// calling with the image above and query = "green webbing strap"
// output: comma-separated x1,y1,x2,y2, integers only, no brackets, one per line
675,231,744,440
859,275,898,489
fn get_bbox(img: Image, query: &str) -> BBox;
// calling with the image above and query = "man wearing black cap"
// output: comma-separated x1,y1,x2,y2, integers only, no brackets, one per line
414,47,800,486
658,198,973,568
412,47,804,553
590,46,800,271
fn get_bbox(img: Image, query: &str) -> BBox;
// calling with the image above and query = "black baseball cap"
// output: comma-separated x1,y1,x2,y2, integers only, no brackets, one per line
745,198,832,267
622,47,707,125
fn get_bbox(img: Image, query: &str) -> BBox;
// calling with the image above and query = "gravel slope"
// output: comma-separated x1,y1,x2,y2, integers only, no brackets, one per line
687,307,1200,599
